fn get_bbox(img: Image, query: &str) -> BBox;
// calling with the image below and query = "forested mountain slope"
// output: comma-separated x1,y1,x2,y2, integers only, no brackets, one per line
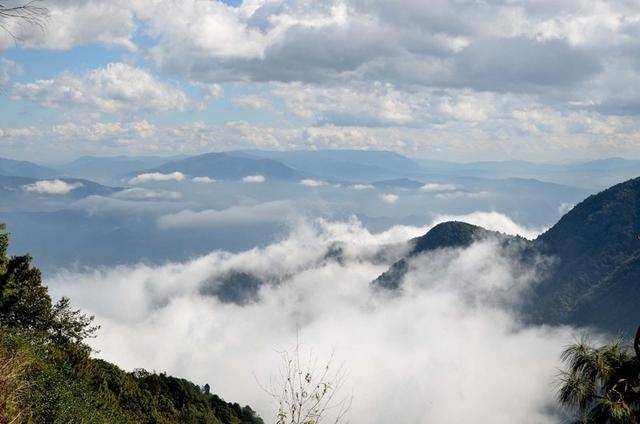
373,177,640,335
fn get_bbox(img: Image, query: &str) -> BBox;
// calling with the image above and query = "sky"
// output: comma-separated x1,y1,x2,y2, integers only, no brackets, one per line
1,0,640,162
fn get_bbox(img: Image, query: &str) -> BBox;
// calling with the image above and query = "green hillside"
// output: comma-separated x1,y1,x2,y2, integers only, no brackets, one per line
0,223,263,424
372,176,640,335
530,176,640,332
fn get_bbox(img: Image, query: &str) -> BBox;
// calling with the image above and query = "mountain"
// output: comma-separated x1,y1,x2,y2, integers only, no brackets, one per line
372,176,640,335
141,152,302,181
0,175,120,200
528,177,640,331
416,157,640,189
233,149,423,182
373,222,523,290
58,155,185,184
0,157,58,179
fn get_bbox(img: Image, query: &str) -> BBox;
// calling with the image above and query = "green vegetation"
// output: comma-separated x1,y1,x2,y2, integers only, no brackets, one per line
558,328,640,423
0,223,263,424
532,177,640,333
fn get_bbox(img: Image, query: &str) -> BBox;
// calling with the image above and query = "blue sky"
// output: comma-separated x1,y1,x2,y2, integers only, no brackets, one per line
0,0,639,162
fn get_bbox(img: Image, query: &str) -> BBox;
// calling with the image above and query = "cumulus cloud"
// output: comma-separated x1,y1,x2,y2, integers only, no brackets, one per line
380,193,399,203
23,179,83,195
420,183,457,192
351,184,373,190
192,176,215,184
4,111,640,162
113,188,182,201
12,63,188,115
4,1,640,161
157,201,292,228
242,175,266,183
232,95,275,111
0,0,137,51
48,218,580,423
273,82,423,126
300,179,327,187
129,172,186,184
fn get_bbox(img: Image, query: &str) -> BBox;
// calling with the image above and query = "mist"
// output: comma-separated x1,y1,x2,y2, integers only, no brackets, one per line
47,216,578,423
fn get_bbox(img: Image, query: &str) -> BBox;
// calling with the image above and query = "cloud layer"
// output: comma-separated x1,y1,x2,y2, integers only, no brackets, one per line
48,217,578,423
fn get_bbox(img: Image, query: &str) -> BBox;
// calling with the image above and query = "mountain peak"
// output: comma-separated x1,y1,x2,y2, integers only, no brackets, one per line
409,221,494,255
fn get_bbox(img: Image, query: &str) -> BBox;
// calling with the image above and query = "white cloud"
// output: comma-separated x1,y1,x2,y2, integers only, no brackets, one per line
232,95,275,111
12,63,188,115
192,176,215,184
129,172,186,184
0,0,137,51
273,82,423,126
243,175,266,183
113,188,182,201
351,184,373,190
420,183,457,192
4,111,640,162
0,58,21,86
48,218,580,423
157,201,292,228
300,179,327,187
23,179,83,195
558,202,574,215
2,0,640,163
380,193,399,203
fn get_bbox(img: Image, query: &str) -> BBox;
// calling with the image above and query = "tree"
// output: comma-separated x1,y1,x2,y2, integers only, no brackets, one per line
0,223,97,350
261,340,352,424
558,327,640,423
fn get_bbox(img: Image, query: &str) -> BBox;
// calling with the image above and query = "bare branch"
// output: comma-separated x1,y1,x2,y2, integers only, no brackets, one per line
259,337,352,424
0,1,49,42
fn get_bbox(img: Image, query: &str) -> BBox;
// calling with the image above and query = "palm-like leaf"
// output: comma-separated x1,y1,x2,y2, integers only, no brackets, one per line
558,328,640,424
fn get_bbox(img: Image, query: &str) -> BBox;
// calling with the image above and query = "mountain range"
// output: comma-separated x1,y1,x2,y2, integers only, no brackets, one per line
372,176,640,335
0,175,120,201
0,157,58,179
3,152,640,189
141,152,303,181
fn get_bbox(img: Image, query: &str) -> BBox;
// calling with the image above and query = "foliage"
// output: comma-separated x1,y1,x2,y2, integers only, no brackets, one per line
0,332,30,424
558,328,640,423
0,223,264,424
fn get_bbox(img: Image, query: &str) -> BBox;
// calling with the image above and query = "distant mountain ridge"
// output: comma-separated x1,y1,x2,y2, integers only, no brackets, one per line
416,157,640,189
372,176,640,335
58,155,186,184
141,152,302,181
0,175,120,199
0,157,58,179
234,149,423,182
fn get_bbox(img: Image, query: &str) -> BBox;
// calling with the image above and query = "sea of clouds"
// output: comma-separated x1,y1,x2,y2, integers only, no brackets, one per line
47,215,579,423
